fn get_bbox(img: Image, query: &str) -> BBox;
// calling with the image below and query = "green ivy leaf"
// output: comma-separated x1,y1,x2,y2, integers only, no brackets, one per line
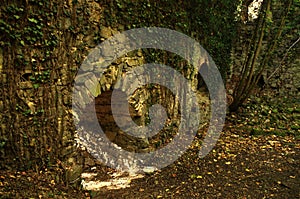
33,83,40,89
28,18,38,24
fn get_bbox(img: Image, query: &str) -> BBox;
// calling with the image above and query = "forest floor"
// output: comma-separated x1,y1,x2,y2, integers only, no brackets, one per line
0,92,299,199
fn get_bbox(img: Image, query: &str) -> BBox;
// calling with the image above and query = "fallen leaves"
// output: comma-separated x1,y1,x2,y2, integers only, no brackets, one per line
0,169,89,198
1,96,299,198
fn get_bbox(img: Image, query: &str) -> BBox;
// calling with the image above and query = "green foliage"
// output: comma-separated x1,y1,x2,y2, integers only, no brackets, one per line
102,0,240,82
29,70,51,84
230,0,296,111
0,2,58,64
188,0,240,80
236,95,300,138
0,5,44,46
0,5,25,46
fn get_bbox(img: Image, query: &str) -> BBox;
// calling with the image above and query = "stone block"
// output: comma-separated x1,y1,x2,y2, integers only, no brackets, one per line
75,72,97,85
85,79,101,97
100,26,112,39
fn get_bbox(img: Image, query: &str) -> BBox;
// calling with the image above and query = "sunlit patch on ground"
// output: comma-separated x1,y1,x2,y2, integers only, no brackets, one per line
81,171,144,190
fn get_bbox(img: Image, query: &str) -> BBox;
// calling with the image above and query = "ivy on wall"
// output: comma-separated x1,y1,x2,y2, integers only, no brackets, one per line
0,0,240,180
0,0,95,176
101,0,240,82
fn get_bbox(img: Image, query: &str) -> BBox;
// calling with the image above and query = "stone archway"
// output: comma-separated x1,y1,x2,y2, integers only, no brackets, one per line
93,88,149,152
72,30,213,168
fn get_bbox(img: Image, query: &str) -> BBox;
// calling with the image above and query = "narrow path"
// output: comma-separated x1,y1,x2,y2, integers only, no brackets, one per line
89,132,300,199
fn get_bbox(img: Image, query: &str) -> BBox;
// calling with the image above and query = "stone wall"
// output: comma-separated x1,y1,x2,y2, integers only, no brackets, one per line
0,0,223,183
230,20,300,96
73,43,211,154
0,0,106,185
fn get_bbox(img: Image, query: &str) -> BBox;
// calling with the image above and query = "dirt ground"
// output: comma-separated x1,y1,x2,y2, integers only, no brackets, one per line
89,132,299,199
0,96,299,199
1,131,299,199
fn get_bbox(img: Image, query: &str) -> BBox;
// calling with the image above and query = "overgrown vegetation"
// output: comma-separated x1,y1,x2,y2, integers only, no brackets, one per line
0,0,93,185
102,0,240,81
230,0,299,111
0,0,240,184
0,0,299,197
229,94,300,138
